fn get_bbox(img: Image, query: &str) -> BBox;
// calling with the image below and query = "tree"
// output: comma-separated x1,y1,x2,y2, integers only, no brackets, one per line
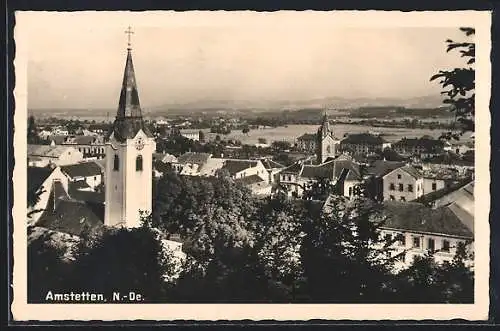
27,115,40,144
258,137,268,145
242,126,250,135
27,229,73,302
70,226,175,302
271,140,292,151
300,196,399,302
430,27,475,137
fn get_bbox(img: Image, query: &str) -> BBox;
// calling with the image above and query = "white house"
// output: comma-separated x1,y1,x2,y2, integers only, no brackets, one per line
382,165,424,202
60,161,103,190
221,159,268,181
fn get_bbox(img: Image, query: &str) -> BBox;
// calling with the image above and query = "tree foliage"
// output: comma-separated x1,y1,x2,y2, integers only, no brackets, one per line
430,27,475,137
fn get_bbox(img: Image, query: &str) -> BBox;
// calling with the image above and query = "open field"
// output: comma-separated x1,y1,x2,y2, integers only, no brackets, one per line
184,124,473,145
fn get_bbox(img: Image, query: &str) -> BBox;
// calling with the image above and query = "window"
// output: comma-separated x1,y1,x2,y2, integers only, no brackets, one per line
408,184,413,192
397,234,406,246
348,186,353,197
384,233,392,242
389,183,395,190
428,238,435,251
398,184,404,192
412,236,420,248
326,145,331,153
389,195,395,201
136,155,143,171
442,240,450,252
397,174,402,179
432,183,437,191
113,154,119,171
94,176,97,180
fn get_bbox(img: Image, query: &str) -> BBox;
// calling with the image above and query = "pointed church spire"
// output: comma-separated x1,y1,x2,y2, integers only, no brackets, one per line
117,27,141,119
110,27,152,142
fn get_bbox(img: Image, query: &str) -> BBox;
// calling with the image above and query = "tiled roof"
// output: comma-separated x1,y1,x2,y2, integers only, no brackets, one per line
382,201,473,238
48,135,68,145
37,198,104,236
366,160,406,177
297,133,316,141
28,145,75,158
176,152,211,165
68,184,105,203
61,161,102,178
234,174,267,186
416,179,473,205
341,133,387,145
400,165,423,179
260,158,285,170
300,163,334,179
393,138,445,151
222,159,259,175
281,162,303,175
27,166,53,192
383,165,422,179
69,135,99,145
333,160,361,180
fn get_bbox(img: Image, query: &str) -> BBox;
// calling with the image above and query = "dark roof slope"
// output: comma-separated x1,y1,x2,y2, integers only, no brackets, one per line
301,163,334,179
68,183,105,203
281,162,303,175
366,160,406,177
61,162,102,178
400,165,423,179
382,201,472,238
37,199,104,236
341,133,387,145
261,159,285,169
27,167,53,192
222,160,259,175
177,152,211,165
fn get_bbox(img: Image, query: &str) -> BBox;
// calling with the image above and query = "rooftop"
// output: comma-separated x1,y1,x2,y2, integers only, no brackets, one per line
28,145,77,158
176,152,211,165
61,161,102,178
382,201,473,238
222,159,259,175
27,166,53,192
341,133,387,145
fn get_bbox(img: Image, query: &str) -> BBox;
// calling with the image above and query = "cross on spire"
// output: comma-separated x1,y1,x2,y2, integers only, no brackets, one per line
125,26,134,50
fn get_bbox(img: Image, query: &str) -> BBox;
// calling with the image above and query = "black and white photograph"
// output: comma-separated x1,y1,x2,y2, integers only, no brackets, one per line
12,10,490,321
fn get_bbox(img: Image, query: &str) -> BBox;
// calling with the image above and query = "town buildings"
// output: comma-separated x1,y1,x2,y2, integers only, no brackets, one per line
340,133,391,155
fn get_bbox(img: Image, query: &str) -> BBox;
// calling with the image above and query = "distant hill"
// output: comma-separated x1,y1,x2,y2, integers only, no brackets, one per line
29,94,445,118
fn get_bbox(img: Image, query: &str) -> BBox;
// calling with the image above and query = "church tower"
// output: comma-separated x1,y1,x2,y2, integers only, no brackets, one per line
316,112,339,164
104,27,155,228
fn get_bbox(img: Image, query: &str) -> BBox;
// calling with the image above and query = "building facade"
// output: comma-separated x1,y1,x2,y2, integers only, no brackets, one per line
382,165,424,202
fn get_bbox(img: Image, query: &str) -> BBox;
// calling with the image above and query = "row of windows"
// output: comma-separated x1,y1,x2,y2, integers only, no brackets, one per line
384,234,451,252
389,182,421,193
78,147,105,154
113,155,143,172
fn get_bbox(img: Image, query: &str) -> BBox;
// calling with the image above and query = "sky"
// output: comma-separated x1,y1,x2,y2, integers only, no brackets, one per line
20,12,473,109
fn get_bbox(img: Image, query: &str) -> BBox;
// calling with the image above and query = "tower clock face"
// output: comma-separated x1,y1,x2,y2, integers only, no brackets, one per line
135,137,145,150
